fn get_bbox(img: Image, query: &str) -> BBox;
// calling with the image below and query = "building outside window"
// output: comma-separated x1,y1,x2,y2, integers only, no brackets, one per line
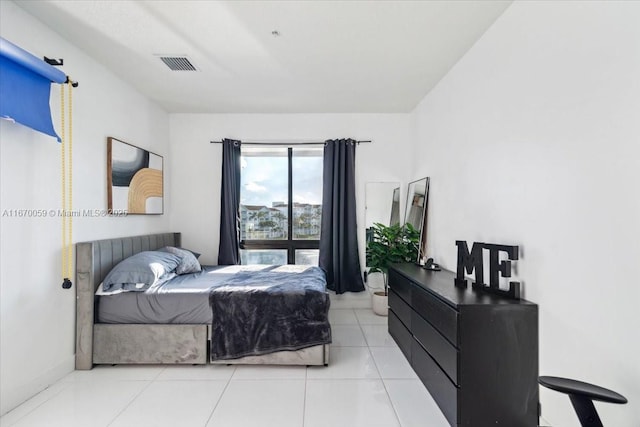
239,146,323,265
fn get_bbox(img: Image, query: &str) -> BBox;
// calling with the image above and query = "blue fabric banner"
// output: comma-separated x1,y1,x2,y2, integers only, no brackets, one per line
0,37,66,141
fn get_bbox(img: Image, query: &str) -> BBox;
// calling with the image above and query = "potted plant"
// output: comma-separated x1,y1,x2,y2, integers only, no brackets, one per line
366,222,420,316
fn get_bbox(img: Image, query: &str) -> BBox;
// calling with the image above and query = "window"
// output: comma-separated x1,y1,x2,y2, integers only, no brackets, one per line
240,146,323,265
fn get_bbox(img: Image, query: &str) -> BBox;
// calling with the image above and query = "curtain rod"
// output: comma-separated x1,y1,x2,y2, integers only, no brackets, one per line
210,140,372,146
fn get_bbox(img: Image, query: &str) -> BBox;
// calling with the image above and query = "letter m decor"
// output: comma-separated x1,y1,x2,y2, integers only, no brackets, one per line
455,240,521,300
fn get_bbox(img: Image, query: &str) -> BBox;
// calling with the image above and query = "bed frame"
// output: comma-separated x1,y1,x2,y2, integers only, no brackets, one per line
75,232,329,370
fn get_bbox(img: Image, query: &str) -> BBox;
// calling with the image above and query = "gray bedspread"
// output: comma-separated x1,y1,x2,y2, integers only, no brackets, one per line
97,265,237,324
209,265,332,360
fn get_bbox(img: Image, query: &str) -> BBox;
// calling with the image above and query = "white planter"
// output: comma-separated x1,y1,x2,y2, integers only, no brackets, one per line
372,291,388,316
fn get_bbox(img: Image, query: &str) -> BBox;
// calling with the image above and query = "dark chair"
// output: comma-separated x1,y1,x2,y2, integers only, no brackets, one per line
539,376,628,427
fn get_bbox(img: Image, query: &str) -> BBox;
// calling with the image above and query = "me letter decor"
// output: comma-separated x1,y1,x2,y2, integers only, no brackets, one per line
455,241,520,300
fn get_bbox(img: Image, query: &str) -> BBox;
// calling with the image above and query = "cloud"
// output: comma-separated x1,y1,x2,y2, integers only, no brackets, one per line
244,181,268,193
240,152,323,206
294,193,321,205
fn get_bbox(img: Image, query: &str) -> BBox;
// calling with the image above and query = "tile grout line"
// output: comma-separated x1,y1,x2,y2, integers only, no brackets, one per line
105,379,156,426
380,378,404,427
202,366,236,427
360,319,387,384
302,364,308,427
0,381,72,427
360,320,372,347
106,367,166,426
364,316,403,427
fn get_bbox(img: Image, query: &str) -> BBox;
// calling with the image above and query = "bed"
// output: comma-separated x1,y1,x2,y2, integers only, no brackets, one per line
75,232,331,369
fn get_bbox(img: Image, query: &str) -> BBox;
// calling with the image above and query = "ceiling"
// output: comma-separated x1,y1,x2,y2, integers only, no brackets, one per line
17,0,511,114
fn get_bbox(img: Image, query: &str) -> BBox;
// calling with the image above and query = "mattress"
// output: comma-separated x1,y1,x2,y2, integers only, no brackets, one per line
97,265,310,324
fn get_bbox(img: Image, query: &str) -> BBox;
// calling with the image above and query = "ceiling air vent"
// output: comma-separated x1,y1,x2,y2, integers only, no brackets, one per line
158,56,197,71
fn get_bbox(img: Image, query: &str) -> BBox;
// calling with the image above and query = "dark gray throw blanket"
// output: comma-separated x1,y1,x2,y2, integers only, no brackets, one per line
208,265,331,360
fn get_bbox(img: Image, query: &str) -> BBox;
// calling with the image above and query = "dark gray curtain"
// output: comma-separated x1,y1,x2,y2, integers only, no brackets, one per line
217,139,241,265
319,139,365,294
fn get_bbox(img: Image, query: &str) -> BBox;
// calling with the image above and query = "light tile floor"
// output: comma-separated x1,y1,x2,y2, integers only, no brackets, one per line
1,308,449,427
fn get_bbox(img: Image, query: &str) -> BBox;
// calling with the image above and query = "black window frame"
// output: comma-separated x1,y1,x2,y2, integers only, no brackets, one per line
239,147,321,264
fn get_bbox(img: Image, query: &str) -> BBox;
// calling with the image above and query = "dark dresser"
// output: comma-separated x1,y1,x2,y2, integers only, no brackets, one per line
388,263,538,427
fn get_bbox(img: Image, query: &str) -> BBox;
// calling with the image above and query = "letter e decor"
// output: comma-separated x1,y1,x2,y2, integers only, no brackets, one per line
455,240,520,299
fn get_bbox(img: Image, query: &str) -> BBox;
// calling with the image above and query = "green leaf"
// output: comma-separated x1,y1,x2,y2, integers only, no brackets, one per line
366,222,420,291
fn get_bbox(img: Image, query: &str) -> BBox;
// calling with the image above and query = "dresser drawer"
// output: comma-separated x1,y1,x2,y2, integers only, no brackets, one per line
412,286,459,346
388,268,412,305
387,264,538,427
412,311,458,385
412,339,458,426
389,289,412,329
389,311,412,362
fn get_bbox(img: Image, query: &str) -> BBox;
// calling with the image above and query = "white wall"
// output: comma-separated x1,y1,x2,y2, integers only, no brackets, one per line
169,113,413,292
0,1,170,415
411,1,640,425
6,0,637,423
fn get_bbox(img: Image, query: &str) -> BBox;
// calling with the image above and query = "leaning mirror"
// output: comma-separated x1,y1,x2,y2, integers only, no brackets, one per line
365,182,401,315
404,177,430,263
389,187,400,226
366,182,401,246
365,182,400,272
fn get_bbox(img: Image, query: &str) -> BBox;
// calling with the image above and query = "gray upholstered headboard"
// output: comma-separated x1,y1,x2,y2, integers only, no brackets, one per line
76,232,181,292
75,232,181,369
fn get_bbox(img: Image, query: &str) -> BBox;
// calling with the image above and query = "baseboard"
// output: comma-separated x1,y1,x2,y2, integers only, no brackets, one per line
0,355,74,416
539,415,551,426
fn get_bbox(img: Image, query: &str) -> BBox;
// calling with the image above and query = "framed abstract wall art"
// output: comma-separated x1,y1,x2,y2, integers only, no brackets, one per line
107,137,163,214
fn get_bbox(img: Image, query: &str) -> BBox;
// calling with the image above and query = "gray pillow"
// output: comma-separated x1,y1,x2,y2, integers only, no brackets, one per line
159,246,202,275
186,248,201,259
102,251,181,292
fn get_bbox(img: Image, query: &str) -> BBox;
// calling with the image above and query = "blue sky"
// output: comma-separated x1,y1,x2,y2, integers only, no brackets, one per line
240,149,323,207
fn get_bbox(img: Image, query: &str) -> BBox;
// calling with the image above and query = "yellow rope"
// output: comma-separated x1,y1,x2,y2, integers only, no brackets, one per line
60,83,66,280
60,81,74,283
67,81,73,280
